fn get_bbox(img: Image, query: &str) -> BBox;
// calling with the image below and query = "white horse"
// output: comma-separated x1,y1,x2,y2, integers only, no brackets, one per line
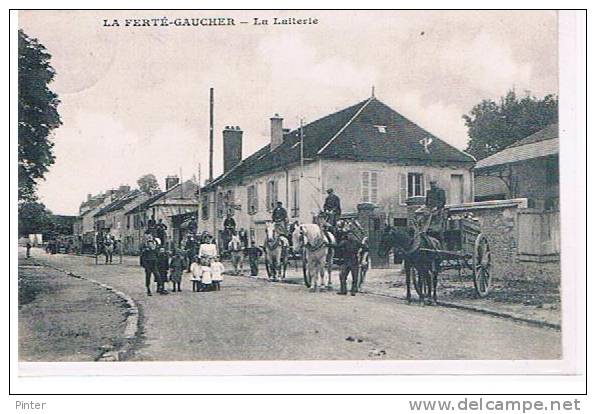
228,234,243,275
292,223,335,291
264,221,288,281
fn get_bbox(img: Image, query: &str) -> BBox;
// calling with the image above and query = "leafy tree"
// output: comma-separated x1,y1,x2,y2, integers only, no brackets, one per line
18,201,54,236
137,174,161,194
18,29,62,201
463,90,558,160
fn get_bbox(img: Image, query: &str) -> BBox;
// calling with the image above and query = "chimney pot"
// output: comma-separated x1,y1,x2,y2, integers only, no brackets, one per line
270,114,284,151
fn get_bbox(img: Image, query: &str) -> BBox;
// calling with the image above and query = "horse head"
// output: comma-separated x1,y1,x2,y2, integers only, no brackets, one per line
377,226,415,258
265,221,277,243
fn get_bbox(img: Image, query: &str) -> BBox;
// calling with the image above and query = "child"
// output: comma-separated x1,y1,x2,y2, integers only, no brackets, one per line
245,241,263,276
190,256,202,292
210,256,224,291
200,258,213,292
157,247,170,294
169,248,185,292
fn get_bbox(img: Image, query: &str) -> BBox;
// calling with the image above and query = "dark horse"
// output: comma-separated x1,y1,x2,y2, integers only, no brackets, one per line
377,226,441,304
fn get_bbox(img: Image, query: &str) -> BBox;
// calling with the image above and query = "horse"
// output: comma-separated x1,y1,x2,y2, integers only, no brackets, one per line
377,226,441,304
264,221,288,281
228,234,244,275
102,236,115,264
292,223,335,291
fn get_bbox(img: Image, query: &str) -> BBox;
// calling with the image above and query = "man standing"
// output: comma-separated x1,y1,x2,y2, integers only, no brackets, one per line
140,240,160,296
335,227,362,296
156,218,168,245
187,216,198,235
245,241,263,277
26,241,32,258
323,188,341,226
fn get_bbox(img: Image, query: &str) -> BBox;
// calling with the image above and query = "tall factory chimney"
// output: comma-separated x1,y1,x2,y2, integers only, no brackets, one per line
209,87,214,182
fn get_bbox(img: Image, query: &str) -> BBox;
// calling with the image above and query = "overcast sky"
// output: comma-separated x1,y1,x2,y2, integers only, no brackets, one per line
19,10,558,215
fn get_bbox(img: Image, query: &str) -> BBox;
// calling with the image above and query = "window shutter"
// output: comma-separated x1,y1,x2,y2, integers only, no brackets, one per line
254,184,259,213
371,172,378,204
399,173,407,205
423,174,430,198
361,171,370,203
273,180,279,206
266,182,271,212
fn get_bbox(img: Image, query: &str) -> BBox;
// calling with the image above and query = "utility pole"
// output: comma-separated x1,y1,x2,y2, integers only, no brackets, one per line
300,118,304,178
209,87,214,182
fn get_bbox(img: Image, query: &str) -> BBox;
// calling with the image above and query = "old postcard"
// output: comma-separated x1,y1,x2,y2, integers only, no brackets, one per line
13,9,584,380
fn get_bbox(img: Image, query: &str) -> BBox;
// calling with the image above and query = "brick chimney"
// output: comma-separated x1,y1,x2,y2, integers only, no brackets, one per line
223,126,243,173
165,175,180,191
270,114,283,151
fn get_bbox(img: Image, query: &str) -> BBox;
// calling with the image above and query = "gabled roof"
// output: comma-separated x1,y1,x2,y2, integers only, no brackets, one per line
476,124,559,170
203,97,474,191
125,180,199,215
93,190,143,218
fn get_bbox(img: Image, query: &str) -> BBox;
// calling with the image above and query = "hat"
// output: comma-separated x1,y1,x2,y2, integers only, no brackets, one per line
327,188,333,193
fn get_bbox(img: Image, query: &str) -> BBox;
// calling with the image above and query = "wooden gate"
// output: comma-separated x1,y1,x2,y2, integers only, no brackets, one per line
517,210,560,262
356,204,388,268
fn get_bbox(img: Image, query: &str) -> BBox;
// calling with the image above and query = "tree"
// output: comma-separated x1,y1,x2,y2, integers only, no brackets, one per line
137,174,161,194
18,29,62,201
18,201,54,237
463,90,558,160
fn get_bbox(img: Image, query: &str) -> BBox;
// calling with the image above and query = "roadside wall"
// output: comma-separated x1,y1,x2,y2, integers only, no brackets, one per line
448,199,560,283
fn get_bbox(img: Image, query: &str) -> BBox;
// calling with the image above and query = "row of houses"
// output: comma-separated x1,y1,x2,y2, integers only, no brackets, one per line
73,177,199,254
71,94,559,275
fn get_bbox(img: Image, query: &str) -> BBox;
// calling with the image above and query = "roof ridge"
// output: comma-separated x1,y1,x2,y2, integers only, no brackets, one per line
317,97,374,155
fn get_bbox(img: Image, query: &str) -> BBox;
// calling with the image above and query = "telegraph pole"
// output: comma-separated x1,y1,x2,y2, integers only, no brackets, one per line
209,87,214,182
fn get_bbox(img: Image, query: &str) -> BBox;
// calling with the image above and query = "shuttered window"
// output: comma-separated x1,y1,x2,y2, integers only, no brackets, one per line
290,177,300,217
407,173,425,197
247,185,258,215
266,180,278,211
361,171,379,204
399,173,407,205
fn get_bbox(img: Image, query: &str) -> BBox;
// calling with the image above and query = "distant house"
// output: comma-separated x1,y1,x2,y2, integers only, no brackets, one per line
474,123,559,211
92,189,149,239
474,124,560,265
198,96,475,263
123,177,199,253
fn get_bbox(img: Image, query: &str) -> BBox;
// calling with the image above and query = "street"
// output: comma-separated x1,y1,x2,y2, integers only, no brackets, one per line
24,249,561,361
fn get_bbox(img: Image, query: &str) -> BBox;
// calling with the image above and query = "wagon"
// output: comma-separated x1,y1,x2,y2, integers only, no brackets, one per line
414,215,492,297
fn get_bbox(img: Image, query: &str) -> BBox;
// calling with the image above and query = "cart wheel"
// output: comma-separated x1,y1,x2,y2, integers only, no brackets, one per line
473,233,492,297
302,250,311,288
409,265,429,299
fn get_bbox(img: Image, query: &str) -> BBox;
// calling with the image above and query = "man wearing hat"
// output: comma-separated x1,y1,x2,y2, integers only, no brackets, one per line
420,180,446,234
323,188,341,227
271,201,288,235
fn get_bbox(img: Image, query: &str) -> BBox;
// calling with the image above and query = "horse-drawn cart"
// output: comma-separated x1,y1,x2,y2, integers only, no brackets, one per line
414,215,492,298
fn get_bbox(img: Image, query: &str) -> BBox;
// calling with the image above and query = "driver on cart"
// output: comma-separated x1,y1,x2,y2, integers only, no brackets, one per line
416,180,446,237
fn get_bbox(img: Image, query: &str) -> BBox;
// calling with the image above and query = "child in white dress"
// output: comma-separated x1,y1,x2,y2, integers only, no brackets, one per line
210,256,225,291
189,256,202,292
200,258,213,292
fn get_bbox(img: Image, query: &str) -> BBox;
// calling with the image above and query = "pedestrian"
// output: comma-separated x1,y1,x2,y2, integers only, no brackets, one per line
157,247,170,293
169,248,184,292
335,229,363,296
184,234,198,272
140,240,160,296
189,256,202,292
26,241,32,258
245,241,263,276
156,219,168,245
200,258,213,292
238,228,249,249
211,256,225,291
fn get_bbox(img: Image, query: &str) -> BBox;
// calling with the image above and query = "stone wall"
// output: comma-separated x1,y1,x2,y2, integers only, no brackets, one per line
448,199,560,283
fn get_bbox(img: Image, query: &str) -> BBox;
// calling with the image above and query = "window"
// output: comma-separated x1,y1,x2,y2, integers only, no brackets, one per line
361,171,379,204
216,192,225,218
449,174,464,205
201,194,209,220
266,180,278,211
407,173,425,198
374,125,387,134
247,185,258,215
290,177,300,217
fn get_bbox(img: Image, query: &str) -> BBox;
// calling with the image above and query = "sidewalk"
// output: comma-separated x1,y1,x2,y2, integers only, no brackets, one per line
229,261,561,329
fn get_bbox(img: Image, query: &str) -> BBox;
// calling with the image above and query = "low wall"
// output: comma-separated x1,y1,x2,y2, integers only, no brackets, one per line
447,199,560,283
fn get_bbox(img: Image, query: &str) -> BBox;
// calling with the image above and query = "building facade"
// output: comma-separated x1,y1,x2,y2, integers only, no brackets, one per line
199,96,475,248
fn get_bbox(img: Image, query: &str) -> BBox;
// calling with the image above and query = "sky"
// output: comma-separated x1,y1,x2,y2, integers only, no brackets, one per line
18,10,558,215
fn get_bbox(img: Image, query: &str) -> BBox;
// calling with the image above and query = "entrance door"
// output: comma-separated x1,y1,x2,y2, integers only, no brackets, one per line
450,174,464,205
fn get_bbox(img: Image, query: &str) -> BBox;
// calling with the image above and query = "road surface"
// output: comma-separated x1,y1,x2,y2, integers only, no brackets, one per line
24,249,561,361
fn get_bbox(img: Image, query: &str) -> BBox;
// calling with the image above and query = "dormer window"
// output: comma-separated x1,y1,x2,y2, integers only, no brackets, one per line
374,125,387,134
